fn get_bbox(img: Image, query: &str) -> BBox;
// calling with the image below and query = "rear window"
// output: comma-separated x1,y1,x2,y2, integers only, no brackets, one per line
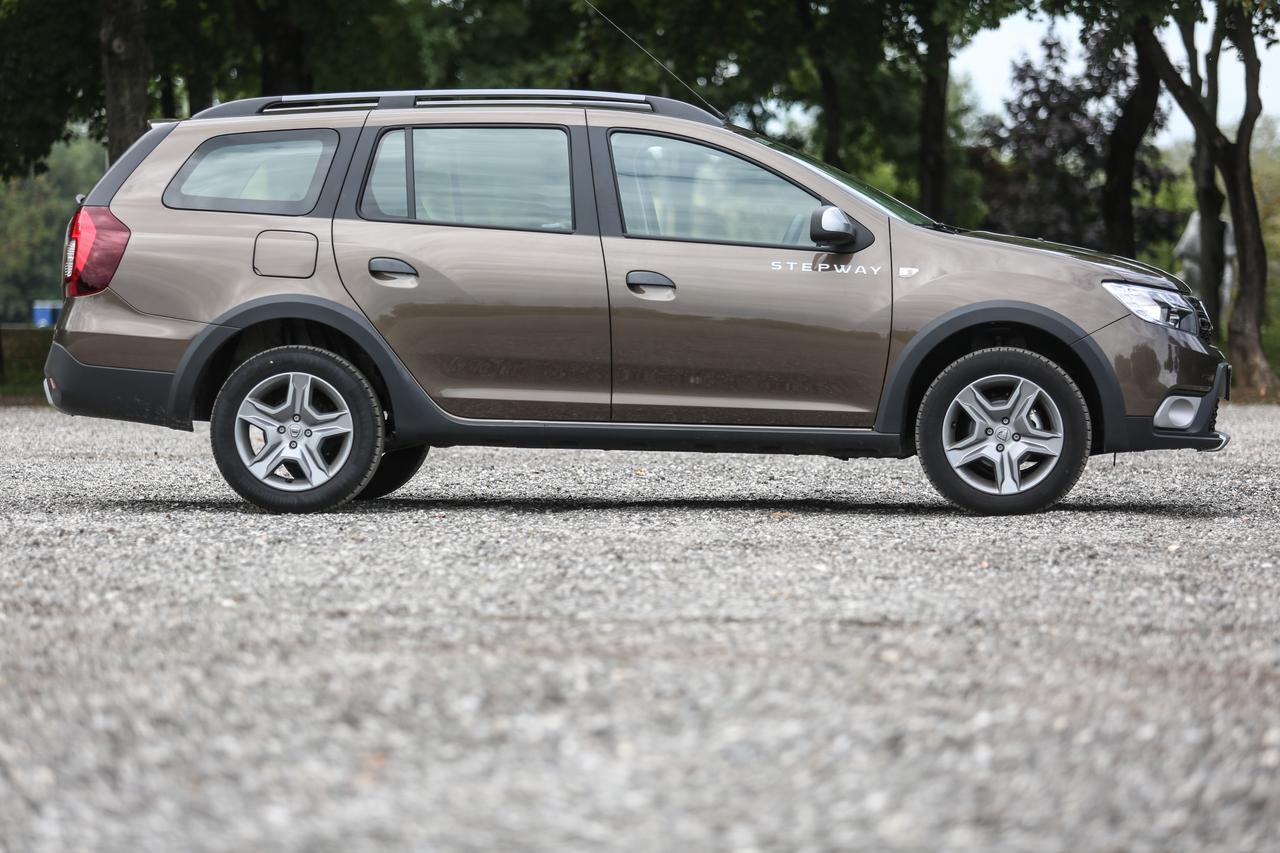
163,129,338,215
360,126,573,232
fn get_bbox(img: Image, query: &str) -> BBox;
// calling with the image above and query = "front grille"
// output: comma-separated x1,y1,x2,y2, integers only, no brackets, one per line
1191,296,1213,342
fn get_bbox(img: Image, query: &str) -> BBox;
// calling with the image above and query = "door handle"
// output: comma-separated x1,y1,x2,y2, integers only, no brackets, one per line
369,257,418,280
625,270,676,301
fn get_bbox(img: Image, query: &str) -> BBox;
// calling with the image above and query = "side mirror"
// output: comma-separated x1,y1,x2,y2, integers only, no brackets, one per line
810,205,862,252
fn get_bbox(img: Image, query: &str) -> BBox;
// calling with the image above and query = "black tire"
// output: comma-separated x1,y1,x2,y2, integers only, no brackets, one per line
210,346,384,513
354,445,429,500
915,347,1091,515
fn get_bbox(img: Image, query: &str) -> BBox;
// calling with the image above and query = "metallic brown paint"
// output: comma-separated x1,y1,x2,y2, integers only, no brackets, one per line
49,96,1229,456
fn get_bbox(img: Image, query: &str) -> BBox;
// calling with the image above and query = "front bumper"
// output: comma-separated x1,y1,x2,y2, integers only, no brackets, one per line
1117,361,1231,452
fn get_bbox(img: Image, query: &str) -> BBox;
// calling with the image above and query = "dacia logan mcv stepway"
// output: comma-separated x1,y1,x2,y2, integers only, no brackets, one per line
45,89,1231,514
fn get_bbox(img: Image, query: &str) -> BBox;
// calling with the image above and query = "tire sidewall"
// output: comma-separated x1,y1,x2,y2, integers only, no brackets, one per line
211,347,384,513
917,349,1090,515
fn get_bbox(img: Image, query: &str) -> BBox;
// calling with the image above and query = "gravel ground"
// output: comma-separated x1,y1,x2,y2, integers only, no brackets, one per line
1,403,1278,852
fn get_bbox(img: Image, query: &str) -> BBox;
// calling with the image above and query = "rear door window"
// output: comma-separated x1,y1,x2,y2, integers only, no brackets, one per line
360,126,573,232
164,129,338,215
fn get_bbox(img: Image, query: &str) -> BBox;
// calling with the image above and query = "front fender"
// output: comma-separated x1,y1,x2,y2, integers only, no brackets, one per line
873,301,1128,451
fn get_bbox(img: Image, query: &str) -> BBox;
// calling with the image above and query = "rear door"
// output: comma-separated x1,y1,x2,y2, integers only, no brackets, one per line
588,113,893,427
332,108,610,421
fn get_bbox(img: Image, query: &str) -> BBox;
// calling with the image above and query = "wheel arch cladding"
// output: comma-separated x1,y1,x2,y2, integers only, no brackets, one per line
167,295,441,445
875,301,1126,454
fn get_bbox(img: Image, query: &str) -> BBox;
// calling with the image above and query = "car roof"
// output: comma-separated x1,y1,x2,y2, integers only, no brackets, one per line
192,89,723,127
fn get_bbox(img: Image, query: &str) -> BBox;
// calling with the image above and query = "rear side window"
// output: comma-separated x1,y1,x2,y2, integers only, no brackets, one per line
360,126,573,232
164,129,338,215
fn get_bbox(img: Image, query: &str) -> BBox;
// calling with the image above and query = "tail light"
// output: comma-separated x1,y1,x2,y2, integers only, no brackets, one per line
63,206,130,298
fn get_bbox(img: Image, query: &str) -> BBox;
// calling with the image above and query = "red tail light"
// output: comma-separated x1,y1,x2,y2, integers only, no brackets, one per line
63,206,130,298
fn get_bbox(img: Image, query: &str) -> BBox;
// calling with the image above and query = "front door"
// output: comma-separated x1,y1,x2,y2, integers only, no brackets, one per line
596,128,893,427
333,110,610,421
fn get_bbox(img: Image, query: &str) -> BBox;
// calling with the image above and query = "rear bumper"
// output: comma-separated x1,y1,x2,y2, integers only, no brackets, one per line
1116,361,1231,452
44,342,176,428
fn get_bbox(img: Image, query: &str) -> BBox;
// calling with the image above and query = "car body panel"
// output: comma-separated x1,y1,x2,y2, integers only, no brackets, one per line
1088,314,1224,416
42,91,1231,464
104,111,367,325
331,107,612,421
584,109,894,427
55,288,207,372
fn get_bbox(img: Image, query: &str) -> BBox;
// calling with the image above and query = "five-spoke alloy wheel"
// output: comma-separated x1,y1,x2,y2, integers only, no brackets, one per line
916,348,1090,515
211,346,384,513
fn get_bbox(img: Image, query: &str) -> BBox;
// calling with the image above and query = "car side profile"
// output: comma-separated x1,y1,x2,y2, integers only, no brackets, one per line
44,89,1231,514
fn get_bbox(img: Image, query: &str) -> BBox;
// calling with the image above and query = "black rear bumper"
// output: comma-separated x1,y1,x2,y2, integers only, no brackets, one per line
1114,362,1231,453
43,342,176,428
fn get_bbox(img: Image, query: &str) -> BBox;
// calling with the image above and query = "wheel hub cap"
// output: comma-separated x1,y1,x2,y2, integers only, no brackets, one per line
941,374,1065,496
233,372,354,492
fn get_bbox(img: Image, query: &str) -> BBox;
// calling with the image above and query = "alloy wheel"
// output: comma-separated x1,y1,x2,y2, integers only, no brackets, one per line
941,373,1064,496
233,371,354,492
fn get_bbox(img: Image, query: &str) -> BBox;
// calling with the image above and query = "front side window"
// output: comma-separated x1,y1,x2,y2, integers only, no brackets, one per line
610,132,820,248
360,126,573,232
164,129,338,215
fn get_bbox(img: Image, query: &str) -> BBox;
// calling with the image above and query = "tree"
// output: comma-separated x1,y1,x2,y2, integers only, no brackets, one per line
99,0,151,163
1134,2,1280,396
0,0,101,178
973,34,1179,251
1100,25,1164,258
894,0,1027,221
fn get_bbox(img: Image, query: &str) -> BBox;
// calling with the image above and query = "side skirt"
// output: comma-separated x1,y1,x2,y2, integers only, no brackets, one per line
423,418,905,458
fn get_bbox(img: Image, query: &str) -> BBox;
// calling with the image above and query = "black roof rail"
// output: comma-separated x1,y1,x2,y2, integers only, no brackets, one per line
192,88,724,126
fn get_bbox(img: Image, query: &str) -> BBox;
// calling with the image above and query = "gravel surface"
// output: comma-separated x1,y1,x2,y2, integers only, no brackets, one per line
1,403,1278,852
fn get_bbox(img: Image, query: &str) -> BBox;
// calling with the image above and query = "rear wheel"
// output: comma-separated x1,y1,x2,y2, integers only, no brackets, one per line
916,347,1090,515
355,445,429,500
210,346,384,513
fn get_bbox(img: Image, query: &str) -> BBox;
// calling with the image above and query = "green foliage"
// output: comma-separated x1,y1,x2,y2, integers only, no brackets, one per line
0,0,102,178
0,135,105,322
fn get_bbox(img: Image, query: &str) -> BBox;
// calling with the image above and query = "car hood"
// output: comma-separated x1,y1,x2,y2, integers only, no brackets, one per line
957,230,1192,294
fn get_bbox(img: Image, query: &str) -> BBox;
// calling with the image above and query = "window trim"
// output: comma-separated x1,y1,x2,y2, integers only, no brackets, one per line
604,127,835,252
162,128,339,216
356,123,578,235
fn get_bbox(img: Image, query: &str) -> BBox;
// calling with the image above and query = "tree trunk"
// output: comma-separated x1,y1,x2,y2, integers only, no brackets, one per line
1134,14,1278,396
1101,32,1160,259
159,72,177,118
1219,145,1276,396
1190,137,1226,332
244,0,311,95
814,61,845,170
917,14,949,220
99,0,152,163
794,0,844,169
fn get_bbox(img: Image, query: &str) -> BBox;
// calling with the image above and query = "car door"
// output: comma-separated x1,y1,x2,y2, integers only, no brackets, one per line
332,108,611,421
589,115,894,427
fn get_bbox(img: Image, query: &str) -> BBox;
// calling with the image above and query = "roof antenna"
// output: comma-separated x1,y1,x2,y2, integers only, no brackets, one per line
580,0,726,121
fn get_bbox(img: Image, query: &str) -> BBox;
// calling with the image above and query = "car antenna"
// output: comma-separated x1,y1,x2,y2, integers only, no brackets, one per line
580,0,726,121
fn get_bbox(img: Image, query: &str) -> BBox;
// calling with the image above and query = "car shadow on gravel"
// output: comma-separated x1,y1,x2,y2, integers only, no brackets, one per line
89,496,1227,519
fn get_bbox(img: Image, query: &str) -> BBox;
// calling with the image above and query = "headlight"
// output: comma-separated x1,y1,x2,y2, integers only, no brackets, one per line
1102,281,1197,332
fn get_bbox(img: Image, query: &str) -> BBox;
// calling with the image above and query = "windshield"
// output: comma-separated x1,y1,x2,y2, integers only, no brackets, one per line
736,128,936,227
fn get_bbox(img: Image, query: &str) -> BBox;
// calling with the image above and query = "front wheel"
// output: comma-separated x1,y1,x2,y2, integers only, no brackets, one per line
916,347,1091,515
210,346,385,513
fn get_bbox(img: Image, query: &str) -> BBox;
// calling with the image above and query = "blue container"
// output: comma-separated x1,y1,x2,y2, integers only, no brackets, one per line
32,300,62,328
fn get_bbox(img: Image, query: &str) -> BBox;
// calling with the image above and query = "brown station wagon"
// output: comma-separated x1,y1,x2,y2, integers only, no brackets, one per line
44,89,1231,514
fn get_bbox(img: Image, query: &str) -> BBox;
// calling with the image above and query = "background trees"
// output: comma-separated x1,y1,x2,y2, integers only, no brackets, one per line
0,0,1277,393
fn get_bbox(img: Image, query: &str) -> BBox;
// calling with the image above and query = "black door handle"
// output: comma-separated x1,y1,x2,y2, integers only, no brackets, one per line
625,270,676,300
369,257,418,278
